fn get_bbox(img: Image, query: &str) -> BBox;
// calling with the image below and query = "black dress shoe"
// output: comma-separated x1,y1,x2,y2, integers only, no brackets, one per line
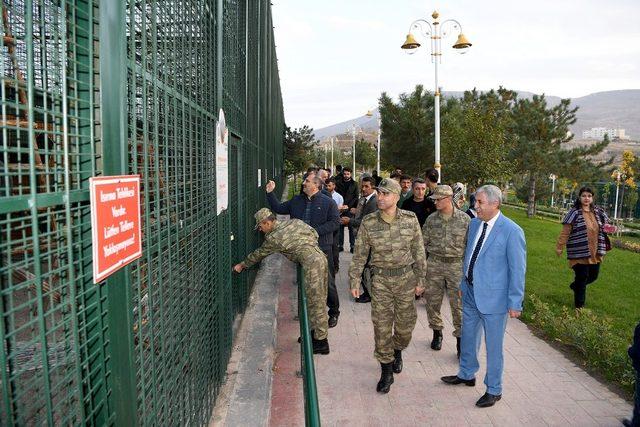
440,375,476,386
355,294,371,303
328,316,338,328
476,392,501,408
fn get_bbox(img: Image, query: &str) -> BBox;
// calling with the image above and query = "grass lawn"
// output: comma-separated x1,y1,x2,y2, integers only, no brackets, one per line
503,207,639,393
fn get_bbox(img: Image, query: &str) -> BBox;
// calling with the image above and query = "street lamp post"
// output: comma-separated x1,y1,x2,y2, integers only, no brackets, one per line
351,123,356,173
348,123,365,174
366,109,381,173
330,137,334,174
613,170,622,219
549,174,557,207
324,143,327,168
401,11,471,182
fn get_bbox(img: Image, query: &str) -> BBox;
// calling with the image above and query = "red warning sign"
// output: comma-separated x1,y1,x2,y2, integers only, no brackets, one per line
89,175,143,283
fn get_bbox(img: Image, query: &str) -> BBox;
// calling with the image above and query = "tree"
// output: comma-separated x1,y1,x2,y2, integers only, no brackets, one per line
616,150,638,218
355,138,376,172
509,95,584,217
441,88,515,186
378,85,440,176
283,125,315,177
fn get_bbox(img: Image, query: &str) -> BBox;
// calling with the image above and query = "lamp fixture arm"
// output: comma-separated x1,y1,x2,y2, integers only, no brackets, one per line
440,19,463,38
408,19,433,39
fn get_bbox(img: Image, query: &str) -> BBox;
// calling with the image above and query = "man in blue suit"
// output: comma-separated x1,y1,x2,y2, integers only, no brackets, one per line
441,184,526,408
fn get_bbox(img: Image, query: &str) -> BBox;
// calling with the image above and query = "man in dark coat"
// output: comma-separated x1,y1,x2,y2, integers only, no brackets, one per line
335,167,359,253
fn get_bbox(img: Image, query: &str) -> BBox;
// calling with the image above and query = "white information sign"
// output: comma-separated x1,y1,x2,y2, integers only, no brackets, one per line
216,109,229,215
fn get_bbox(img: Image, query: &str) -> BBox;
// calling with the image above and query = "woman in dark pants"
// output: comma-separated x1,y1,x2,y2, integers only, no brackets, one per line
555,187,613,309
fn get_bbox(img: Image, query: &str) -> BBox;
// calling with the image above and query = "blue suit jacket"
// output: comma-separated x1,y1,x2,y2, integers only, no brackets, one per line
462,213,527,314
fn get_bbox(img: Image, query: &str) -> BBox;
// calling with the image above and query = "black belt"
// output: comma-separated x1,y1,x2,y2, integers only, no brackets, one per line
428,254,463,264
371,264,414,277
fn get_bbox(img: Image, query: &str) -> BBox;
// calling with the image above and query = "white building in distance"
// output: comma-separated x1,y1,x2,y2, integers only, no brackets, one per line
582,127,629,140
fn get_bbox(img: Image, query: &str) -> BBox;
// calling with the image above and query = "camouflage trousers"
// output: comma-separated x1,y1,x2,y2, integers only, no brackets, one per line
424,258,463,337
301,251,329,340
370,269,418,363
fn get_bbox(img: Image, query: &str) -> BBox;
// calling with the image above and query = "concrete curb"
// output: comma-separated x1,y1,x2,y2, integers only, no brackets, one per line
209,253,284,427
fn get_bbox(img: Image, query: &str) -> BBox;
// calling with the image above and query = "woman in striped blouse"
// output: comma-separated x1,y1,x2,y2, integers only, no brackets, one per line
556,187,614,308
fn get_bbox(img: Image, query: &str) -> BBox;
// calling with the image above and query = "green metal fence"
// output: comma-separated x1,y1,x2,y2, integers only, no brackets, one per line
0,0,284,424
297,265,321,427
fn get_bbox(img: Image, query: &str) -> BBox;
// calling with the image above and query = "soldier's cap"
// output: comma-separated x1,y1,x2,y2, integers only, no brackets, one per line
376,178,401,195
428,185,454,200
254,208,274,230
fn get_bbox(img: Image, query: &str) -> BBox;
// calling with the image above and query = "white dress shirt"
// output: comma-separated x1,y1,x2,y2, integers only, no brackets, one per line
466,211,501,276
330,191,344,208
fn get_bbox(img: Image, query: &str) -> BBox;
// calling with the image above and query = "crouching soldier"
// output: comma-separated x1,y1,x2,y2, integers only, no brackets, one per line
233,208,330,354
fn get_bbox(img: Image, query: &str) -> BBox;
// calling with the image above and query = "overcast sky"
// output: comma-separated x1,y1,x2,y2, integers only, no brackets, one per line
271,0,640,130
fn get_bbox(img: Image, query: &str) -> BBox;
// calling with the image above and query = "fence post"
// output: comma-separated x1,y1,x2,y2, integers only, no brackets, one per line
99,1,137,424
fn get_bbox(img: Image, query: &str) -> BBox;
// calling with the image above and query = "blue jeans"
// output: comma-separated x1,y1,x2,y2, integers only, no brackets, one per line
457,280,508,395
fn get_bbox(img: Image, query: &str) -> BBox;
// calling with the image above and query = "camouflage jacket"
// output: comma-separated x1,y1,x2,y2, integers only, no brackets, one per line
422,206,470,258
241,219,323,268
348,209,427,289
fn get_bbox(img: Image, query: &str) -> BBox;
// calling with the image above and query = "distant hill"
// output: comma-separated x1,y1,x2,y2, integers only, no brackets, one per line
312,89,640,141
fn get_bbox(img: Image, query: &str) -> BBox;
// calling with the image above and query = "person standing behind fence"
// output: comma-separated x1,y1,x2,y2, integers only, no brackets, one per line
421,185,470,358
555,186,614,309
233,208,330,354
265,177,341,328
348,178,427,394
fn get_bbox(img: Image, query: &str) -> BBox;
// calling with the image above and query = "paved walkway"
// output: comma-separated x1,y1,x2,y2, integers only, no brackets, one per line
269,249,632,426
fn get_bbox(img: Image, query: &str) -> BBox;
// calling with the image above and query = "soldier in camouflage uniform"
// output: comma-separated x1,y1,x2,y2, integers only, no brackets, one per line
233,208,330,354
348,178,427,393
422,185,470,357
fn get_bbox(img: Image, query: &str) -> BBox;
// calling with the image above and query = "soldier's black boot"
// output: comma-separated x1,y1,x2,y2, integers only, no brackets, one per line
456,337,461,359
431,329,443,351
312,338,330,355
376,362,394,393
392,349,403,374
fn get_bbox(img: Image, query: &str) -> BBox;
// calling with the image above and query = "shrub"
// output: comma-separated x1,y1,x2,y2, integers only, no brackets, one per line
612,238,640,253
525,294,635,396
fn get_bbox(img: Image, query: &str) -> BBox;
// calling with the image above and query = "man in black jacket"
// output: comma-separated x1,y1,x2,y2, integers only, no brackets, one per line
623,320,640,427
266,176,342,327
336,167,359,252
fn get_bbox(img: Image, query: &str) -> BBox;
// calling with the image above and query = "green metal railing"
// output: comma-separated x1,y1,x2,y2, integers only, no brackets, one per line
0,0,284,424
297,265,321,427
